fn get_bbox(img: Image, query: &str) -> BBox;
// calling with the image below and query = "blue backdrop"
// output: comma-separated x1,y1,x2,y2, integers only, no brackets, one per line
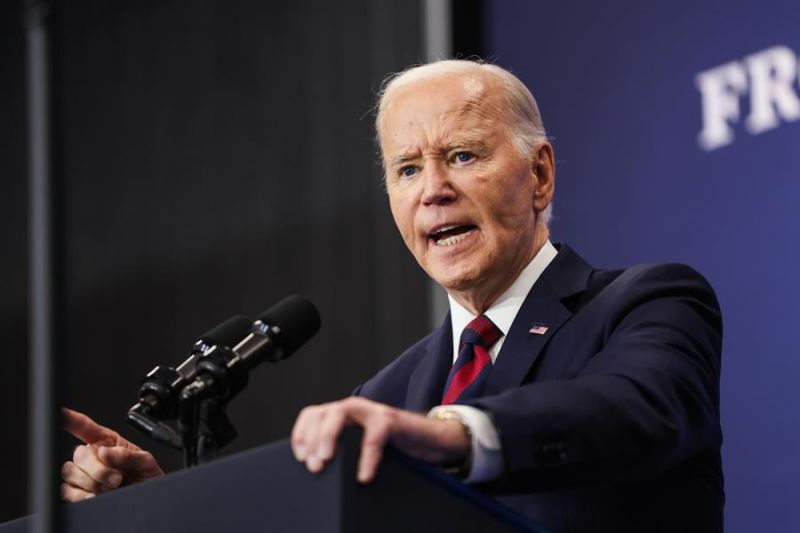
487,1,799,530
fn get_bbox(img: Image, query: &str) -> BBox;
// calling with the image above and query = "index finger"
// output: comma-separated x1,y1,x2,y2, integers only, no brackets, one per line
62,408,118,446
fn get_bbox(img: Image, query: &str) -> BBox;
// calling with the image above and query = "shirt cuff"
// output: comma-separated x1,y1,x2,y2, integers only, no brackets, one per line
428,405,503,483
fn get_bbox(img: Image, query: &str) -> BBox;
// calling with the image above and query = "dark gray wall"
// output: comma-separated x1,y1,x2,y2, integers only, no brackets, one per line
1,0,429,522
0,0,31,524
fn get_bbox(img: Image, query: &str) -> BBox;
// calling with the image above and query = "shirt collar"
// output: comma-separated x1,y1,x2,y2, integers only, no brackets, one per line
448,240,558,357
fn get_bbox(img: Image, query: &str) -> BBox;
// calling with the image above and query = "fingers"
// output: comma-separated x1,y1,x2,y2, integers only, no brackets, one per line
291,398,468,484
61,460,118,495
301,409,326,473
290,407,309,461
315,407,347,462
60,445,124,502
291,397,398,482
357,418,391,483
60,443,164,503
69,445,123,490
291,404,338,473
62,408,118,447
292,402,348,473
97,446,164,479
61,461,97,494
61,482,95,502
60,410,163,503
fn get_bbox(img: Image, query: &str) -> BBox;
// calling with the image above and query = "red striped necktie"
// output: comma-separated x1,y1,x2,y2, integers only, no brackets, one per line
442,315,503,405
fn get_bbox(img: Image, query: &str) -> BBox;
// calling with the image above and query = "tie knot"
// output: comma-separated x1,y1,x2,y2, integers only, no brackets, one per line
460,315,503,350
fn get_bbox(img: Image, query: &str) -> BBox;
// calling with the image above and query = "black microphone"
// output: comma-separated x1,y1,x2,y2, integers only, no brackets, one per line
126,315,254,446
181,295,321,404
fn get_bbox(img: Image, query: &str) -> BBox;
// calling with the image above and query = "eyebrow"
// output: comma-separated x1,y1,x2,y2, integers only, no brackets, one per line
445,139,489,153
388,153,419,168
387,139,490,168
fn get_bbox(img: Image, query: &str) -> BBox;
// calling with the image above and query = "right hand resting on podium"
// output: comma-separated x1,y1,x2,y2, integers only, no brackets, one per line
60,408,164,501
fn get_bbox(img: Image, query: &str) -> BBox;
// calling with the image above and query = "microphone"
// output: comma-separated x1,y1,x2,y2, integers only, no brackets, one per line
126,315,254,446
180,295,321,404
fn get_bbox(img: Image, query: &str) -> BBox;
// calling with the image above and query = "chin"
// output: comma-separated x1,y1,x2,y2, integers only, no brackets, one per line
418,246,488,292
429,266,480,293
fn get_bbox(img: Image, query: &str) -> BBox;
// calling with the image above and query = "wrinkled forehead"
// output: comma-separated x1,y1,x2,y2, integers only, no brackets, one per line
378,73,508,150
381,71,500,117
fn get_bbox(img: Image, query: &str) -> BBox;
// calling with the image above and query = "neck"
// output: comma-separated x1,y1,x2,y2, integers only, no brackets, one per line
448,224,550,315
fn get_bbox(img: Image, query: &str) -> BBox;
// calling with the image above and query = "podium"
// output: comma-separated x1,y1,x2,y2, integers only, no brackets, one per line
1,429,544,532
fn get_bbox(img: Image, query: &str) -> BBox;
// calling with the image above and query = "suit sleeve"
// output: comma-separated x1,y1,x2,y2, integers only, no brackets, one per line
468,263,722,492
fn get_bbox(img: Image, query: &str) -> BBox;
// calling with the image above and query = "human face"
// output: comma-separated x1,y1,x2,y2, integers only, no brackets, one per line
380,73,552,312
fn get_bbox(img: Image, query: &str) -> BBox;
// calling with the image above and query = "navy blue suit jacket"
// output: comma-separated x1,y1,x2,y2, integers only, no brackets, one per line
356,244,723,532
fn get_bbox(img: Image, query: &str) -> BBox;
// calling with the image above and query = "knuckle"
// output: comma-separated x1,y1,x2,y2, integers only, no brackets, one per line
74,470,99,491
60,483,73,501
322,402,341,416
291,421,308,442
296,405,323,427
300,404,320,417
60,462,72,479
72,445,87,462
343,396,363,409
320,413,342,431
135,453,154,469
374,406,397,428
334,398,352,413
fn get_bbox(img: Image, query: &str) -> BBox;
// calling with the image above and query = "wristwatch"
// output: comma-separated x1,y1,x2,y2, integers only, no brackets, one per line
430,408,473,478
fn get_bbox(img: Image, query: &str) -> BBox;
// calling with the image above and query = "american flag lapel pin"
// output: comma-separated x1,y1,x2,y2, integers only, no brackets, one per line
529,322,549,335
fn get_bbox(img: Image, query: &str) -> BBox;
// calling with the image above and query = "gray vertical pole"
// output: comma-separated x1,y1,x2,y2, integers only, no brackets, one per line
422,0,452,329
26,0,62,532
423,0,452,63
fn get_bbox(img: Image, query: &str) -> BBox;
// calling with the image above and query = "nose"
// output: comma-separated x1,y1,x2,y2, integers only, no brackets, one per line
420,162,457,206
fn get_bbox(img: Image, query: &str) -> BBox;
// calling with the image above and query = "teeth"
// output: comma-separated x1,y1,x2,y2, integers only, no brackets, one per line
433,224,460,236
437,232,470,246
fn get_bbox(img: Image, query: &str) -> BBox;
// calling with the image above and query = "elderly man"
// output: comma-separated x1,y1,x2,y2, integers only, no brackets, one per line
61,60,723,531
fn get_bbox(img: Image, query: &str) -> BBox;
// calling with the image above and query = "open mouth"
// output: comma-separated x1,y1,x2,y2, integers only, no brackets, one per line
429,224,477,246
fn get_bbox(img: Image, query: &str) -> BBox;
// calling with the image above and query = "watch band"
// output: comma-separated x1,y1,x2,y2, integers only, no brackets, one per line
430,408,473,478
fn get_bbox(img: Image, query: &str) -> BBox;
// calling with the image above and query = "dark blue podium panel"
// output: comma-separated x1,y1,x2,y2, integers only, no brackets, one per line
2,430,542,532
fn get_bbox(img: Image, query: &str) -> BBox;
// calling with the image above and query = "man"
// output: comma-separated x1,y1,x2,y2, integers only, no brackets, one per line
61,60,723,531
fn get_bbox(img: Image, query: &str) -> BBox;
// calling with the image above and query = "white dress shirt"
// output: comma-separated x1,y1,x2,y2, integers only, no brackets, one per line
428,240,558,482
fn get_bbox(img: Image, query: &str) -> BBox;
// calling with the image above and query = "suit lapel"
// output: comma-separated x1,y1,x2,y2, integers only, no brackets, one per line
403,244,595,406
485,244,593,395
405,313,453,412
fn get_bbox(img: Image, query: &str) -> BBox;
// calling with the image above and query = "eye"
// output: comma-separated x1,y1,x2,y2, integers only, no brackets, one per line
453,151,475,164
399,165,418,178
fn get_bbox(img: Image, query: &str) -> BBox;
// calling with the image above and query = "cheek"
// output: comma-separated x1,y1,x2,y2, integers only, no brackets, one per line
499,172,536,218
483,191,535,231
479,207,535,253
471,165,535,223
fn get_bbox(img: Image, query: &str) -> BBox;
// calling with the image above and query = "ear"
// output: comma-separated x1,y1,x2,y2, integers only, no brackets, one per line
531,142,555,213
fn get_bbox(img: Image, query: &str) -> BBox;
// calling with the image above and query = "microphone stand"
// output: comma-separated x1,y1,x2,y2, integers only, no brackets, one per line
178,378,237,467
128,382,237,467
195,398,237,464
127,298,320,466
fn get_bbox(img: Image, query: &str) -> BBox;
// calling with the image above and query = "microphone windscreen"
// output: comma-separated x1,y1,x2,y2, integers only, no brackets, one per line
198,315,254,348
257,295,321,355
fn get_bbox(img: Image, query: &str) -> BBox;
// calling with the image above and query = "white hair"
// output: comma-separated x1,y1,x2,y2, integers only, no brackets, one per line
375,59,553,225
